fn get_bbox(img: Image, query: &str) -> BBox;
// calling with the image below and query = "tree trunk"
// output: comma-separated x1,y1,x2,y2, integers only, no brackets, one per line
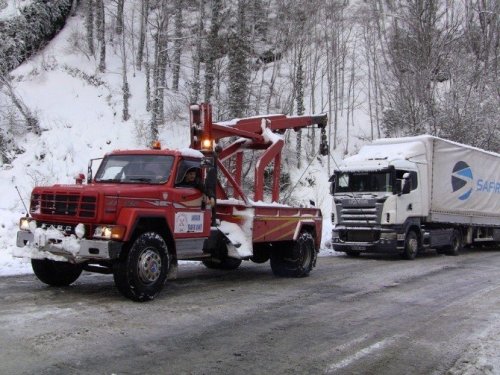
116,0,125,34
85,0,95,56
172,0,183,92
136,0,149,70
97,0,106,72
191,1,204,103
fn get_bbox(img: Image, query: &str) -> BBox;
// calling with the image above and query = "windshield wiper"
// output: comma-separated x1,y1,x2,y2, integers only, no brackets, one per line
97,178,121,183
129,178,153,182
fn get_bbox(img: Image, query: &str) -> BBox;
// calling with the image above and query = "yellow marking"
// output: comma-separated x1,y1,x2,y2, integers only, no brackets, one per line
275,229,296,241
255,216,319,221
254,219,297,241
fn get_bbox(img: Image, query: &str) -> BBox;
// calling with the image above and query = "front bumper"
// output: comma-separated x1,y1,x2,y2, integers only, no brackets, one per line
16,230,122,262
331,227,401,253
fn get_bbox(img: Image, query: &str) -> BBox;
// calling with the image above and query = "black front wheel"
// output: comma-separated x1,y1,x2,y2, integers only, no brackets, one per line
31,259,83,286
402,231,419,260
270,232,316,277
113,232,170,302
446,229,462,256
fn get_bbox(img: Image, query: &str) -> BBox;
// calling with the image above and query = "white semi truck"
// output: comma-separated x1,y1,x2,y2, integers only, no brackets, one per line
330,135,500,259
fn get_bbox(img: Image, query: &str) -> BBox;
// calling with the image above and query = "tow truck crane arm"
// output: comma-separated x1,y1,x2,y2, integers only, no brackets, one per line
189,103,328,203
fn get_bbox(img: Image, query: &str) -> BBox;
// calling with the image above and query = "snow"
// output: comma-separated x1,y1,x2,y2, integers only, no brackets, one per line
218,220,253,258
261,118,283,144
0,0,33,20
179,148,204,159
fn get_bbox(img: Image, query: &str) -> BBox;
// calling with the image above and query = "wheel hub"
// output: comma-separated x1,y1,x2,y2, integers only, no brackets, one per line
137,249,162,284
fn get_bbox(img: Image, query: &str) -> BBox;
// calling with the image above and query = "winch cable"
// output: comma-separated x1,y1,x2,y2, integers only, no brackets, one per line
281,148,320,204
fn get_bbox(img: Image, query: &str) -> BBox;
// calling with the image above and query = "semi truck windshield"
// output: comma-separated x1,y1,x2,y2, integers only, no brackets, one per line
336,171,393,193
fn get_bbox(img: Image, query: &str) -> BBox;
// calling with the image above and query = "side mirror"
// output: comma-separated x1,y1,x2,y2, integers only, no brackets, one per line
75,173,85,185
201,156,214,168
328,175,336,195
401,173,411,194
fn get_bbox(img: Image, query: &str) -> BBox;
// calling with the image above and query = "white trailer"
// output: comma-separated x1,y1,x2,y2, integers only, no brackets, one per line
330,135,500,259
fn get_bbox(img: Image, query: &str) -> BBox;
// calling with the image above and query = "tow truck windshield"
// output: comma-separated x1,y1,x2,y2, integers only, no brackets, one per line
94,155,174,184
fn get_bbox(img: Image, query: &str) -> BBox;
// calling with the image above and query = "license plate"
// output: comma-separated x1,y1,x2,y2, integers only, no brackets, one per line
351,245,366,251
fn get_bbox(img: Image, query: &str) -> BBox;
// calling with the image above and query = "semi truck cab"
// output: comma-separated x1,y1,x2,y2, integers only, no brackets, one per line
330,136,500,260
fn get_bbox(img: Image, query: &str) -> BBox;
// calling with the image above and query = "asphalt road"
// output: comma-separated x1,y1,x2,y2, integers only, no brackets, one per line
0,247,499,375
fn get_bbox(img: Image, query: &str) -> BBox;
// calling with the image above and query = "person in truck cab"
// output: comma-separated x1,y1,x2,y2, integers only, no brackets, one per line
176,167,202,188
176,165,216,207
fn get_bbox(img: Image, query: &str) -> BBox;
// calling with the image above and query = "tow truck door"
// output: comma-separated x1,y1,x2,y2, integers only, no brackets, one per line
171,158,211,259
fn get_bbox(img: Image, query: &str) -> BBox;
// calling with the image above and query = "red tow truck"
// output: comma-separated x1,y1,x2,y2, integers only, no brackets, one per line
16,103,328,301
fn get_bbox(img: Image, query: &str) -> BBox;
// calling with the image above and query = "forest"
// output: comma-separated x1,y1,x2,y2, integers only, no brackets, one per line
0,0,499,169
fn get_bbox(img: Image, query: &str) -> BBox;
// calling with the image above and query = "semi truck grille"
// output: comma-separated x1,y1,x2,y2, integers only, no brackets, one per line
335,198,382,226
32,193,97,218
340,206,378,224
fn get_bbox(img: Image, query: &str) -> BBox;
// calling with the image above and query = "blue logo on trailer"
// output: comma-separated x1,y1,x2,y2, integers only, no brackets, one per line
451,161,473,201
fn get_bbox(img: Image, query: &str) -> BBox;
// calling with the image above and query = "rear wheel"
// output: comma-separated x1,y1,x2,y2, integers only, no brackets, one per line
446,229,462,256
113,232,170,302
402,231,419,260
270,232,316,277
202,257,242,270
31,259,83,286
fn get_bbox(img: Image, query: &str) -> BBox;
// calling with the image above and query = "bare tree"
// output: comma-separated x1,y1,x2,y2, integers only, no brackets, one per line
227,0,251,118
136,0,149,70
172,0,183,92
120,19,130,121
150,3,170,141
96,0,106,72
0,77,40,135
116,0,125,35
191,0,205,103
85,0,95,56
383,0,459,137
204,0,224,102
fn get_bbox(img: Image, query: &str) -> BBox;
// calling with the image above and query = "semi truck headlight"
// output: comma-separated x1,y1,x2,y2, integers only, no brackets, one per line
380,232,397,240
94,225,126,240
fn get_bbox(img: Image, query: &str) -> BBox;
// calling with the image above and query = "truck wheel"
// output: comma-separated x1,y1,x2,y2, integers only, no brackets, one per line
31,259,83,286
202,257,242,270
113,232,170,302
402,231,418,260
446,229,462,256
270,232,316,277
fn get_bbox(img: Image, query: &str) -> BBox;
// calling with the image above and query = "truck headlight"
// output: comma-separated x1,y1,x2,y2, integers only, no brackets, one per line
93,225,126,240
19,217,35,231
380,232,397,240
75,223,86,239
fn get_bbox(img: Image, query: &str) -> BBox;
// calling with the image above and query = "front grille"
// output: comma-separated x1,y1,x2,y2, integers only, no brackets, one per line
31,193,97,218
336,198,382,226
340,206,378,224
